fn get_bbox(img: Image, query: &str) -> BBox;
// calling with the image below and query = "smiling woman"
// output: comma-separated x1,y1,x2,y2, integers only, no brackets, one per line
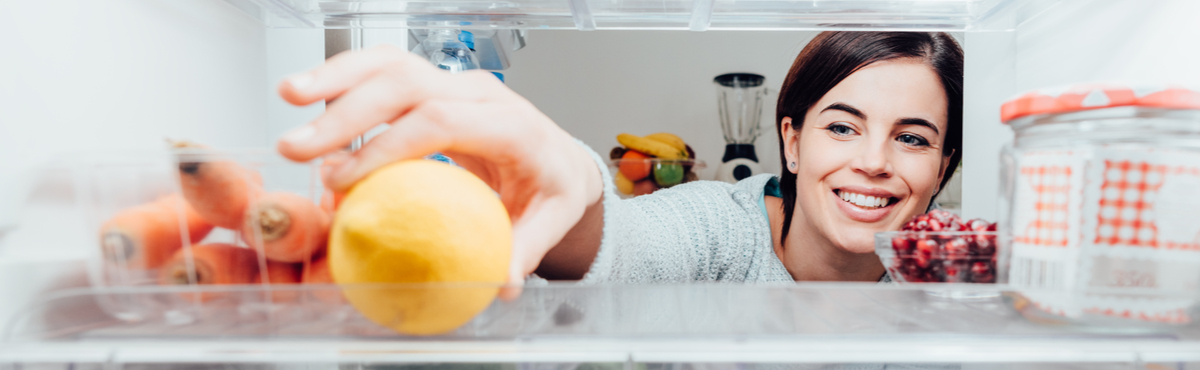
275,31,963,289
769,32,964,282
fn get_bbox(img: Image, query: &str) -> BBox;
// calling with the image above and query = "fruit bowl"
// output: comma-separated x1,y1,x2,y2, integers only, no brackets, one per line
875,231,1001,284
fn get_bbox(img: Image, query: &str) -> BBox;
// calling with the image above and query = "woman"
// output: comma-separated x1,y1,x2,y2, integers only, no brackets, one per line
276,31,963,296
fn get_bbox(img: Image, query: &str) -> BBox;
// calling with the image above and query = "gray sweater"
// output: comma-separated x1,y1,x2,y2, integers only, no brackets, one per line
579,143,890,284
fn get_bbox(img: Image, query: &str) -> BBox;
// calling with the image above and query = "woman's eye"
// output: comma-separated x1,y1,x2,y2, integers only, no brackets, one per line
826,123,856,136
897,133,930,147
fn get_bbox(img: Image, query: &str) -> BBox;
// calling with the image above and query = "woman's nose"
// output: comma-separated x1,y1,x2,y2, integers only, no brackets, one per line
851,139,892,177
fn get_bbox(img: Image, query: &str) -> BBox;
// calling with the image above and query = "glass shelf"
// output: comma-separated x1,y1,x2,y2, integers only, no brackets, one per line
222,0,1062,31
4,283,1200,365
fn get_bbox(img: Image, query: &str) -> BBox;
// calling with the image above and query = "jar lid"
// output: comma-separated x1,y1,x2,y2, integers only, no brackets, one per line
1000,83,1200,123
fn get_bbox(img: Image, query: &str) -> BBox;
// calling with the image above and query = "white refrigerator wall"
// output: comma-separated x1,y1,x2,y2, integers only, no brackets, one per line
961,0,1200,220
0,0,272,334
0,0,271,240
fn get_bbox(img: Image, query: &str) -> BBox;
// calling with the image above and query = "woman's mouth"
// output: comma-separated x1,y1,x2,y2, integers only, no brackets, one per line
835,190,897,209
832,188,899,222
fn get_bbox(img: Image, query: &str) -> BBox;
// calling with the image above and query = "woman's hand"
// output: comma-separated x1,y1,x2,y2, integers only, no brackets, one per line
276,45,604,299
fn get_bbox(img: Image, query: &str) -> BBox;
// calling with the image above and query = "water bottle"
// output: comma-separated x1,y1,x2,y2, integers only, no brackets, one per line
421,29,480,74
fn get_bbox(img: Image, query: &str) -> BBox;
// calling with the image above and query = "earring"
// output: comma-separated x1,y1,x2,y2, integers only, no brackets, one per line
789,162,796,169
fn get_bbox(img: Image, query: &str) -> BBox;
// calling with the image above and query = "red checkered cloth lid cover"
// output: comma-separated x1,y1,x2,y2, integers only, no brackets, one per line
1001,83,1200,123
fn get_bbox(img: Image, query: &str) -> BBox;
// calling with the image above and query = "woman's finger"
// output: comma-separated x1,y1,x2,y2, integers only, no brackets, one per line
277,44,430,106
278,71,510,162
279,70,447,162
324,100,538,190
322,102,459,190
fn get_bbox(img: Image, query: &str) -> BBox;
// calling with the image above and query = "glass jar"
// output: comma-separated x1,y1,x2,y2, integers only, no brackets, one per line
999,84,1200,328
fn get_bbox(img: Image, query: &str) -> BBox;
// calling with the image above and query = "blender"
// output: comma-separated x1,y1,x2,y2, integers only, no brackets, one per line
713,73,767,183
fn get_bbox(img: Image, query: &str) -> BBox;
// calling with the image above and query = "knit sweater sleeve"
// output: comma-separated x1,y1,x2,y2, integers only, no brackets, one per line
576,141,781,283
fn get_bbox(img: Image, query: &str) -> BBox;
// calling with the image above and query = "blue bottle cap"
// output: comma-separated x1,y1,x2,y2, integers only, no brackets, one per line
491,72,505,83
458,31,475,50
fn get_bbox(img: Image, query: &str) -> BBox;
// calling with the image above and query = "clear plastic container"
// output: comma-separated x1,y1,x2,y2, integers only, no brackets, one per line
999,84,1200,327
74,146,327,322
875,231,1001,284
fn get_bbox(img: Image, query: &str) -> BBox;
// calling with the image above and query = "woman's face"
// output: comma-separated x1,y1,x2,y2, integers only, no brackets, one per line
782,58,951,254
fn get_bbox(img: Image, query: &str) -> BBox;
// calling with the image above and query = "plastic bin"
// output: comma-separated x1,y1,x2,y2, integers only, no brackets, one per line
73,146,327,322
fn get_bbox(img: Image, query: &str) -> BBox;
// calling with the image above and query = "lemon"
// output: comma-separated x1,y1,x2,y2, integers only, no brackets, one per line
329,160,512,335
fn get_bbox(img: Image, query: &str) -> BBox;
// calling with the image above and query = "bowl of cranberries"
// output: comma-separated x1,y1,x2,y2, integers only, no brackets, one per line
876,209,1000,284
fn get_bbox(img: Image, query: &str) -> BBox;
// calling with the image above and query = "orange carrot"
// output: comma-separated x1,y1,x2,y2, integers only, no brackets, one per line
241,191,330,263
301,255,344,304
159,243,260,302
258,260,302,303
99,194,214,270
172,140,264,229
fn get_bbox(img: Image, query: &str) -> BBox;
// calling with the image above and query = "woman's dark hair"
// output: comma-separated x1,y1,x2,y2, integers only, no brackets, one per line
776,31,963,242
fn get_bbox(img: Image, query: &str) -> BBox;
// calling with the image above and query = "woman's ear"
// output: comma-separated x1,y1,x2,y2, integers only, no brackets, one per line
936,149,956,187
781,117,800,174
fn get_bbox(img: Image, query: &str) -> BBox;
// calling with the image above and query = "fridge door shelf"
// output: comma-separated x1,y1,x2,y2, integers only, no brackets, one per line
6,283,1200,364
223,0,1062,31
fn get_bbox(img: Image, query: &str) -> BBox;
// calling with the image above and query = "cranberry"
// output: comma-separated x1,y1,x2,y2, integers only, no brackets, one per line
916,239,938,254
930,209,956,224
946,260,971,281
927,261,947,281
968,219,990,232
946,238,970,255
914,219,929,231
892,237,914,253
948,221,966,232
986,222,997,232
971,262,992,278
928,218,944,231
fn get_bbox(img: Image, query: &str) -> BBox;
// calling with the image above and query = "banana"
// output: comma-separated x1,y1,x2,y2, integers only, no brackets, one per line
644,133,687,154
617,133,685,160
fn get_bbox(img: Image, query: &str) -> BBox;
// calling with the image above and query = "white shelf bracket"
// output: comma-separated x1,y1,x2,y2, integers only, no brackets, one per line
568,0,597,31
688,0,715,31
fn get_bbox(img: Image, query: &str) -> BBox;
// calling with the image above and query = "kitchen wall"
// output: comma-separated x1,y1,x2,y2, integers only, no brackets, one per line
503,31,816,181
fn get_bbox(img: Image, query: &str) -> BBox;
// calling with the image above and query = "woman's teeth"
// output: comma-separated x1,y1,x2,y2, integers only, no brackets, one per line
838,191,890,209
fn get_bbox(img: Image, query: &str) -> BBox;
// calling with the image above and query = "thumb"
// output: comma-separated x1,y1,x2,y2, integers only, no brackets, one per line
496,195,585,301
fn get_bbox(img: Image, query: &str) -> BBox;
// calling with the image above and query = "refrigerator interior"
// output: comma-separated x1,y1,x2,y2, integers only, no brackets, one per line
3,0,1200,368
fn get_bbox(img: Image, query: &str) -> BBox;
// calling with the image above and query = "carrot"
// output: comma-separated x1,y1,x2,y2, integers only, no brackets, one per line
99,194,214,270
301,255,344,304
258,261,302,303
159,243,260,302
242,191,330,263
172,140,264,229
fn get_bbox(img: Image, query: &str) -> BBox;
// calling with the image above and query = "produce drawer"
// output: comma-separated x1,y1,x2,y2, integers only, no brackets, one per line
4,283,1200,368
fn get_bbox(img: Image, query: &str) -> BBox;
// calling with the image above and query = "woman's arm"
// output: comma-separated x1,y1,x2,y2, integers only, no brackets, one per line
275,45,604,297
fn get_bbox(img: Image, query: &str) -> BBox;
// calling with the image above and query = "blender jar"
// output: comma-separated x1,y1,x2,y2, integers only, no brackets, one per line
999,83,1200,328
714,73,767,182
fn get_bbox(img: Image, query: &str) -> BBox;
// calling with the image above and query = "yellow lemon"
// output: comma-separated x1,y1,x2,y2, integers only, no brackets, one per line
329,160,511,335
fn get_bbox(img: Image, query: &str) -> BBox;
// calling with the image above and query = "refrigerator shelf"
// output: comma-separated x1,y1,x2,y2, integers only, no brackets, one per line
221,0,1062,31
5,283,1200,364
